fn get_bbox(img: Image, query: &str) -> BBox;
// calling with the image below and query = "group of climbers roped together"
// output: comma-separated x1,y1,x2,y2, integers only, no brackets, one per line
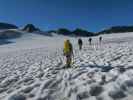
63,36,103,68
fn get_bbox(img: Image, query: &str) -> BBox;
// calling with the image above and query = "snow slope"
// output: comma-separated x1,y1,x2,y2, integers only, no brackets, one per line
0,32,133,100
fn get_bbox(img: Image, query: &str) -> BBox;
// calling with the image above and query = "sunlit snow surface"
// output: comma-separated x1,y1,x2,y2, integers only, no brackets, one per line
0,31,133,100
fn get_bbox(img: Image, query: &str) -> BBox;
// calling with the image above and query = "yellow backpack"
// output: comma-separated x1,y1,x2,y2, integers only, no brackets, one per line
63,40,71,55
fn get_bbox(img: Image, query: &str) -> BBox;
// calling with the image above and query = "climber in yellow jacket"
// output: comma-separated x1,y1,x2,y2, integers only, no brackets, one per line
63,39,74,68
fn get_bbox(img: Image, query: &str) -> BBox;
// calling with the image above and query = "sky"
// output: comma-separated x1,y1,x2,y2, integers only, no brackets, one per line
0,0,133,32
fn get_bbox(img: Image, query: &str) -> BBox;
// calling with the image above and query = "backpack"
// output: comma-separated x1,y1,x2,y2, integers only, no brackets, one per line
78,39,82,45
63,40,72,55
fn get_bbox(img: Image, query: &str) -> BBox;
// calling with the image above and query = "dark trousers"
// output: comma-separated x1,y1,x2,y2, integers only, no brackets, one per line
66,54,72,67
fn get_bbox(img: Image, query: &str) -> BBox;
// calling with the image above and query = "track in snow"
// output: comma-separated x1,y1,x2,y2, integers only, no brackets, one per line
0,33,133,100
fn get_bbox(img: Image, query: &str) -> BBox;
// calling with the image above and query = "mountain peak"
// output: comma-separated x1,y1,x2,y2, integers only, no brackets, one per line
23,24,40,33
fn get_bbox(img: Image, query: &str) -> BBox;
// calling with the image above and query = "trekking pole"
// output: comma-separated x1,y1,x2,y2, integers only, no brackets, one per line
72,52,74,65
72,55,74,64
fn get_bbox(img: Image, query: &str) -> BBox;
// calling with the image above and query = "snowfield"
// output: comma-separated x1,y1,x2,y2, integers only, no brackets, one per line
0,32,133,100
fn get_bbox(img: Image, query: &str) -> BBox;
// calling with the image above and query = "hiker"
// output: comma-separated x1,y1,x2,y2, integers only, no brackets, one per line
63,39,74,68
78,38,83,50
99,36,102,44
89,37,92,45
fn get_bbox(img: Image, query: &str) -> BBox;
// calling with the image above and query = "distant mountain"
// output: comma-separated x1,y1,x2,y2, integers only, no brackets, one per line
0,22,18,29
0,29,22,39
72,28,95,37
57,28,72,36
51,28,95,37
98,26,133,34
23,24,40,32
3,22,133,39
